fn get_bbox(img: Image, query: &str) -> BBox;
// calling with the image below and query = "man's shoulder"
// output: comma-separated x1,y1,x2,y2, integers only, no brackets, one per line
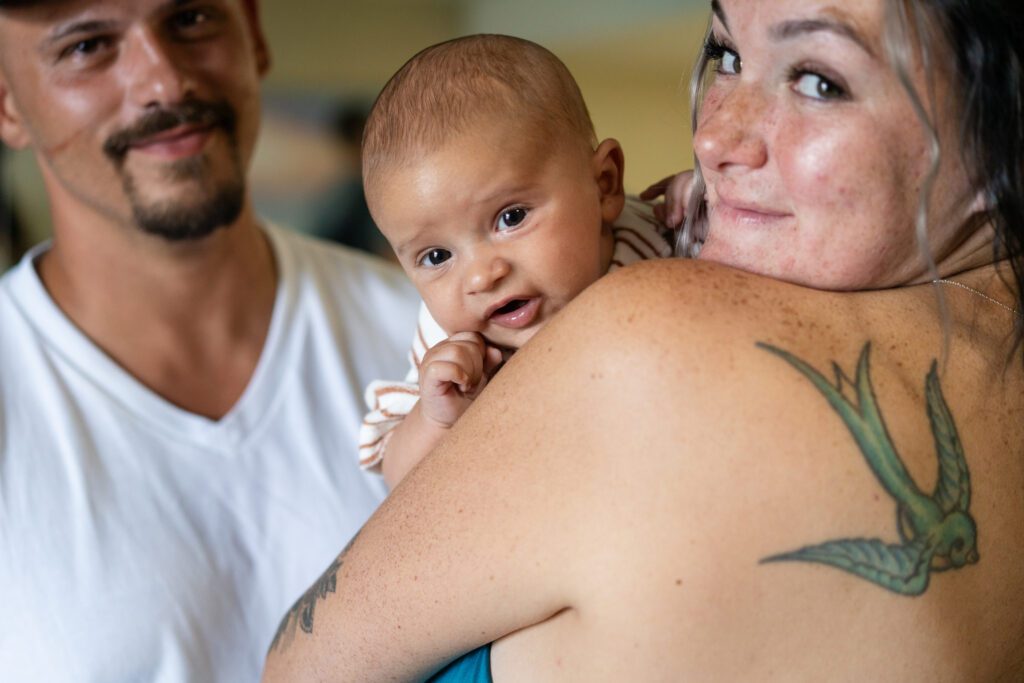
268,225,414,300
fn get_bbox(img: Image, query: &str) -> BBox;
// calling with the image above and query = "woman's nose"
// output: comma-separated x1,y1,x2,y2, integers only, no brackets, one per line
693,84,769,174
464,252,511,295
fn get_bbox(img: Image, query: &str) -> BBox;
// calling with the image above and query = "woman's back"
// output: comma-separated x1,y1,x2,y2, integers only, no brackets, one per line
259,0,1024,679
479,261,1024,681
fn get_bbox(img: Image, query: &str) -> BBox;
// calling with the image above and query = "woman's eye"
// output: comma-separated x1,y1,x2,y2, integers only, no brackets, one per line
497,207,528,231
418,248,452,268
793,72,846,101
719,49,741,75
705,38,741,76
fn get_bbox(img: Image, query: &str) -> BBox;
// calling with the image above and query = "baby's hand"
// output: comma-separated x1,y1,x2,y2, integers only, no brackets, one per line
419,332,504,428
639,170,696,230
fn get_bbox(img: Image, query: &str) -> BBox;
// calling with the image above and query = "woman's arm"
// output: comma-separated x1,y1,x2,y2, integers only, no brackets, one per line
261,258,763,681
263,258,1009,681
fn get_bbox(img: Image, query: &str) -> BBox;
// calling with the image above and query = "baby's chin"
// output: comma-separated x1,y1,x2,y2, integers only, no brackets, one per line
483,324,543,353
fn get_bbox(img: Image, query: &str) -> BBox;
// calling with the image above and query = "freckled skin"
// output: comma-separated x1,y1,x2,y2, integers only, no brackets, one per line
695,0,983,289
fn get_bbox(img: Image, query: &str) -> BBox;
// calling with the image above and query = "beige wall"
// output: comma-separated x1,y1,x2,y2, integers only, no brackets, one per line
257,1,706,193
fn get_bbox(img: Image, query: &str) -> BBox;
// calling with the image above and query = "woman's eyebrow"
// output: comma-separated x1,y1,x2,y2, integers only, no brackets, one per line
769,18,877,59
711,0,730,32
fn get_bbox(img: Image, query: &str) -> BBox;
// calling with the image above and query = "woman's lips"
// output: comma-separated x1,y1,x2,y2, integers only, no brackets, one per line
713,197,791,225
488,297,541,329
129,125,214,160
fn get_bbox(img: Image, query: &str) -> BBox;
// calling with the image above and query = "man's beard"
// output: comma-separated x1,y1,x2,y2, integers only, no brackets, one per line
103,99,246,242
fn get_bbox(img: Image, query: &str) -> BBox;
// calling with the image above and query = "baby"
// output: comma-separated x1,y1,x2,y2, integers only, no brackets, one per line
358,34,673,487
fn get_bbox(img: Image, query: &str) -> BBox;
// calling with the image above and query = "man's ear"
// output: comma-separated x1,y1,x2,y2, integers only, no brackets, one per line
0,76,30,150
241,0,272,77
593,138,626,225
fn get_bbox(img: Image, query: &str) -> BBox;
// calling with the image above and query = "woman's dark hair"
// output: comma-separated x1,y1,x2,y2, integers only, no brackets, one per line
919,0,1024,353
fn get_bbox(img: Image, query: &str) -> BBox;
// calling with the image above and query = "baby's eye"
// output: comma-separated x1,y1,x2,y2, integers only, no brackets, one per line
792,72,847,101
497,207,529,231
418,248,452,268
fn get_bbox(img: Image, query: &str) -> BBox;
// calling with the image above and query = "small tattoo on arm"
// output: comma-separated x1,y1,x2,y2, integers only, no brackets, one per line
269,531,361,653
757,342,979,596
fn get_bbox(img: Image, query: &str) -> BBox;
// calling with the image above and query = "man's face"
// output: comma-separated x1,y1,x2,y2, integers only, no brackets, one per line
0,0,269,240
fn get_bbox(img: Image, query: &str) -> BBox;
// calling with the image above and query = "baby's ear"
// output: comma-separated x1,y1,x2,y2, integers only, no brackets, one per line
593,138,625,224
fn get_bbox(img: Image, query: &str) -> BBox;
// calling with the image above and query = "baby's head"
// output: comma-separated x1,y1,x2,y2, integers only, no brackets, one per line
363,34,626,350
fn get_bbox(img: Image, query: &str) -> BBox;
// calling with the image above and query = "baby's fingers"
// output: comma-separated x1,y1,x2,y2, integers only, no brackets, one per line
638,175,676,201
420,360,475,397
662,170,696,229
422,337,486,386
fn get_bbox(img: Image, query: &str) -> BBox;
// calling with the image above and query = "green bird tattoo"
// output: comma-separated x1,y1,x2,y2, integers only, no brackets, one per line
757,342,979,596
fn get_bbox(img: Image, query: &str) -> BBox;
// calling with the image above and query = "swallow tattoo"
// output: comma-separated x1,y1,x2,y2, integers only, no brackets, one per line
757,342,978,596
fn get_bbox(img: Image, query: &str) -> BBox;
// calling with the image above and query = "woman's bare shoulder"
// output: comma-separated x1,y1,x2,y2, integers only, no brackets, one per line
507,258,1024,680
550,258,858,390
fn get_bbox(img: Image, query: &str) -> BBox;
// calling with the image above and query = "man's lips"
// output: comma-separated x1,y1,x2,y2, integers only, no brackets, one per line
486,296,542,329
128,124,215,159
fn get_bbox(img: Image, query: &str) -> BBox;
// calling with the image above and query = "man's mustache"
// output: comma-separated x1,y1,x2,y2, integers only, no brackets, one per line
103,100,237,161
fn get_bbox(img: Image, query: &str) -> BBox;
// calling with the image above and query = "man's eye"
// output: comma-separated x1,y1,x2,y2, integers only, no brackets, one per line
60,37,109,60
168,7,222,38
792,72,847,101
418,248,452,267
497,207,528,231
171,9,208,29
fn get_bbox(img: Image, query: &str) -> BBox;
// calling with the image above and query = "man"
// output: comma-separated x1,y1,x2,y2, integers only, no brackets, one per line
0,1,416,680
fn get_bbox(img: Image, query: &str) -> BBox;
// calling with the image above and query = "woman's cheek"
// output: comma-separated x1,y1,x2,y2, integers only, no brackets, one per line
778,121,868,215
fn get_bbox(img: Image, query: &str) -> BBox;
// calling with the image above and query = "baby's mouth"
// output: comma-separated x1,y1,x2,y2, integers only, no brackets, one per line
487,297,543,330
491,299,529,317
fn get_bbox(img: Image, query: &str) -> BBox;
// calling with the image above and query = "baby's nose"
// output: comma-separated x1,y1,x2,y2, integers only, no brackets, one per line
465,254,511,294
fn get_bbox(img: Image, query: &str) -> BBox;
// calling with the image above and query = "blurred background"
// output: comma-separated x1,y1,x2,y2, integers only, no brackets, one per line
0,0,709,270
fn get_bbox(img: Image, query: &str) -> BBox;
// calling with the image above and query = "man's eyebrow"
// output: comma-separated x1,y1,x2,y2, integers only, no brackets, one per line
770,18,877,58
39,20,118,52
38,0,195,53
711,0,729,32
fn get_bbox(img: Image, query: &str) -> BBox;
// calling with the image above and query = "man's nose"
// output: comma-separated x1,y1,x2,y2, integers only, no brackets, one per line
464,250,511,295
122,27,193,108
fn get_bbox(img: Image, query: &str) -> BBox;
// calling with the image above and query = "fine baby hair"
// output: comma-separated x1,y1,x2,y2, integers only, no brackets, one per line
362,33,599,189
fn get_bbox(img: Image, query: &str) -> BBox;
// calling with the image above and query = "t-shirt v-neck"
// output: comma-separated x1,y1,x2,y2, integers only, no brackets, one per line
4,227,300,452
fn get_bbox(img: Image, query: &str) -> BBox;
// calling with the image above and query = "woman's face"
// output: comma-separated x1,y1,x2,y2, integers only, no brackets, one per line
694,0,978,289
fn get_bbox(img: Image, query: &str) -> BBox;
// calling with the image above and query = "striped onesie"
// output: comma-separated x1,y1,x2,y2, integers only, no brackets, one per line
358,198,673,471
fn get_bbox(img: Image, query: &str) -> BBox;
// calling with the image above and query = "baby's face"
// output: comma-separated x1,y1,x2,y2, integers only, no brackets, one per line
369,121,618,349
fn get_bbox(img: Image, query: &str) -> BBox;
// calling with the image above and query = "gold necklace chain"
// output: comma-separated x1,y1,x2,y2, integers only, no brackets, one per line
932,278,1021,317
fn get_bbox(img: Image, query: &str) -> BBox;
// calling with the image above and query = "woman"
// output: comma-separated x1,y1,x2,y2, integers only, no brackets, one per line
264,0,1024,679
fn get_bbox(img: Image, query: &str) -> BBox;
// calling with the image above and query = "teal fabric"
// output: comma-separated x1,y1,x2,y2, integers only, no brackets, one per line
427,644,493,682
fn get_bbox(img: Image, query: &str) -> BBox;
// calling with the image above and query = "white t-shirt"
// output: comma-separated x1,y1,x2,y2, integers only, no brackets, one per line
0,226,417,682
